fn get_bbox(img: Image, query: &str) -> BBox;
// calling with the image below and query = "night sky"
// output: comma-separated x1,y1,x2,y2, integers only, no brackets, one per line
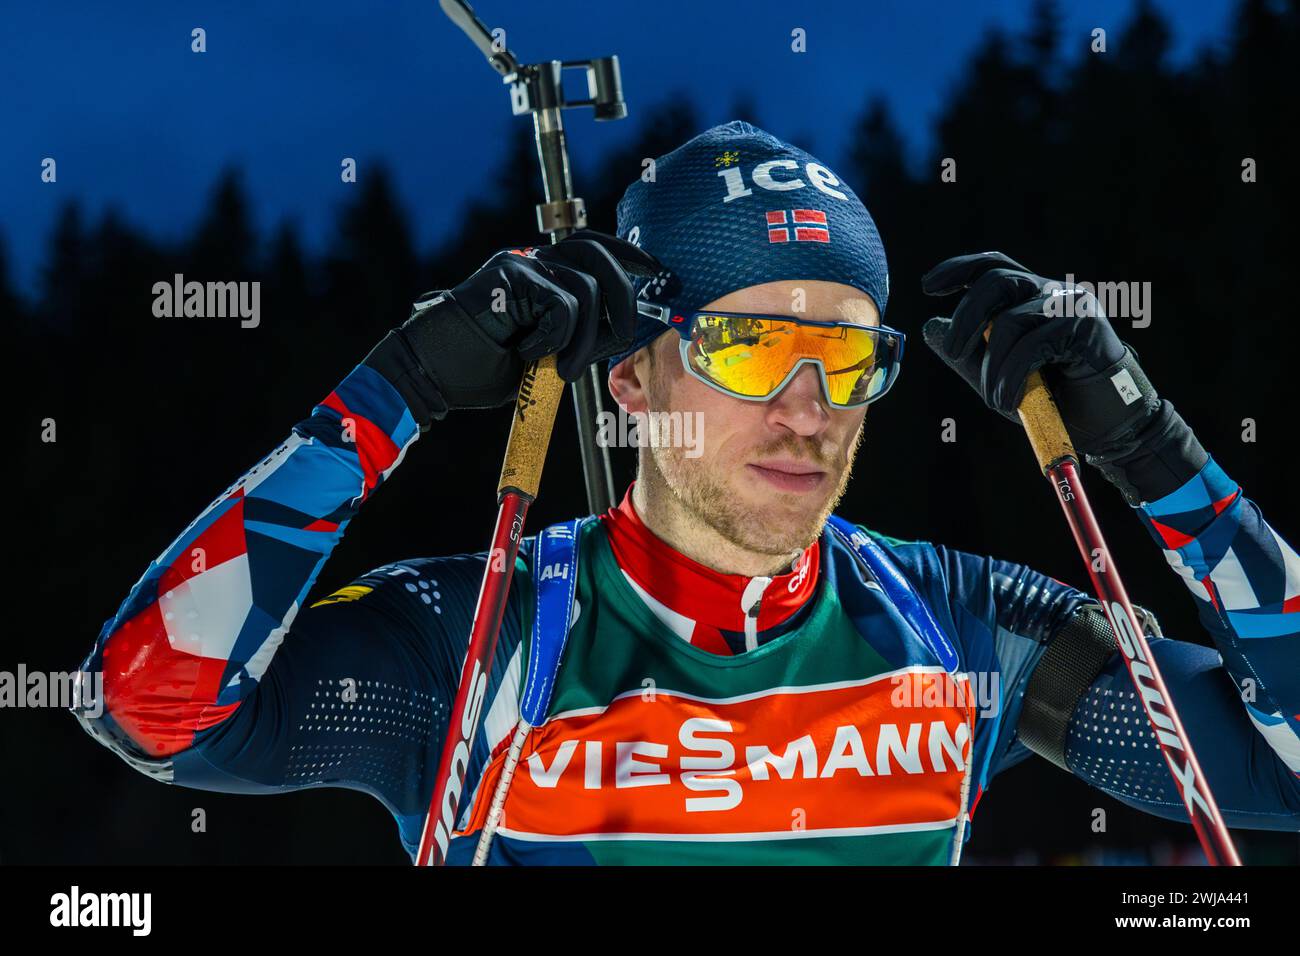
1,0,1235,297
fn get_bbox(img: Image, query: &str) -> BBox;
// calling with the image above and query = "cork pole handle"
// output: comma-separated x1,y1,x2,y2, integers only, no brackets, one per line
497,353,567,499
982,326,1076,474
1015,370,1077,473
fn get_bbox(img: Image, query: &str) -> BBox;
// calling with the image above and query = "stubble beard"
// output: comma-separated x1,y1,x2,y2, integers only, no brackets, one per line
644,412,865,561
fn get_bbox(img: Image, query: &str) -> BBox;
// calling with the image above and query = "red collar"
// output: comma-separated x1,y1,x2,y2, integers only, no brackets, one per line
600,485,819,653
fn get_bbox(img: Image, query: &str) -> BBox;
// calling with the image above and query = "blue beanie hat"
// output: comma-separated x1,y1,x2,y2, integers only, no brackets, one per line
608,120,889,368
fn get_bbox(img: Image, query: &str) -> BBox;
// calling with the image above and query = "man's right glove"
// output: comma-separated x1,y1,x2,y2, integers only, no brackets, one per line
364,230,662,428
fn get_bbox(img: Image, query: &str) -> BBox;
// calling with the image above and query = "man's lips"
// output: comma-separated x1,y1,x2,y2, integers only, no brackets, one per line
746,459,828,493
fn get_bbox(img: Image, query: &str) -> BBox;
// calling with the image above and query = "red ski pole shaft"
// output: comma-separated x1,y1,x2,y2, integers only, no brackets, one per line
1010,364,1241,865
415,355,565,866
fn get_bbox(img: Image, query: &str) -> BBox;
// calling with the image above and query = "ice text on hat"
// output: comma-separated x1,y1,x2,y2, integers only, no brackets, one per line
717,159,849,203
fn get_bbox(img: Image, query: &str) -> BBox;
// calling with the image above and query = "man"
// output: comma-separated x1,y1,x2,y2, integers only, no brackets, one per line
77,121,1299,864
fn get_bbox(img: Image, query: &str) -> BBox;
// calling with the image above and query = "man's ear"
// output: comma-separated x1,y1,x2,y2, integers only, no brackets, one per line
607,349,652,415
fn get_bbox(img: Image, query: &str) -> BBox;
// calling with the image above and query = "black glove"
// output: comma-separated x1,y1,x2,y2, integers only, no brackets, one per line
363,230,662,427
921,252,1206,505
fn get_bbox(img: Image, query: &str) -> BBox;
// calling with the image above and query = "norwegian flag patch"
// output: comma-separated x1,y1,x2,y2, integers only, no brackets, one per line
767,209,830,243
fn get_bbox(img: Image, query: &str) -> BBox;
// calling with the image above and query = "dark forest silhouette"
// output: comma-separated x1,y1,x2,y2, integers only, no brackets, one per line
8,0,1298,863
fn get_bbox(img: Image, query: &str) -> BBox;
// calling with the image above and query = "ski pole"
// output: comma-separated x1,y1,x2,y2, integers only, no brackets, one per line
415,354,565,866
1006,356,1241,865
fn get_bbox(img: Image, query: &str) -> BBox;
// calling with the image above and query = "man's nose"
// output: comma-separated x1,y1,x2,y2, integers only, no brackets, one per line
765,363,830,436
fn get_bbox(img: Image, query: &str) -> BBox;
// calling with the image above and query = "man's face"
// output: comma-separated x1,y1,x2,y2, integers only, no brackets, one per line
611,279,880,560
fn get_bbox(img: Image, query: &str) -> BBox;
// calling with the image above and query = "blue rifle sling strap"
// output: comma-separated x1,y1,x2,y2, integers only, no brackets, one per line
825,515,961,674
520,517,592,726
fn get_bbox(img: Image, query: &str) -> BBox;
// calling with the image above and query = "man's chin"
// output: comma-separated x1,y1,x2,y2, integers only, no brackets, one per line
725,487,835,555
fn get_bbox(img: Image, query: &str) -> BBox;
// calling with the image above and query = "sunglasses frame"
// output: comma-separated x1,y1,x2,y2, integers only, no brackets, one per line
635,301,907,409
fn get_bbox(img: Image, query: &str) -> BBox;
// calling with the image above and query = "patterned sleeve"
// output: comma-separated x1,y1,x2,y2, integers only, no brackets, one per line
878,455,1300,831
74,362,420,768
1133,457,1300,774
1060,458,1300,829
73,360,537,858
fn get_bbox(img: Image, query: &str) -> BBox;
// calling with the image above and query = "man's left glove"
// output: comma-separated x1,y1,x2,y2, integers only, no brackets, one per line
921,251,1207,506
